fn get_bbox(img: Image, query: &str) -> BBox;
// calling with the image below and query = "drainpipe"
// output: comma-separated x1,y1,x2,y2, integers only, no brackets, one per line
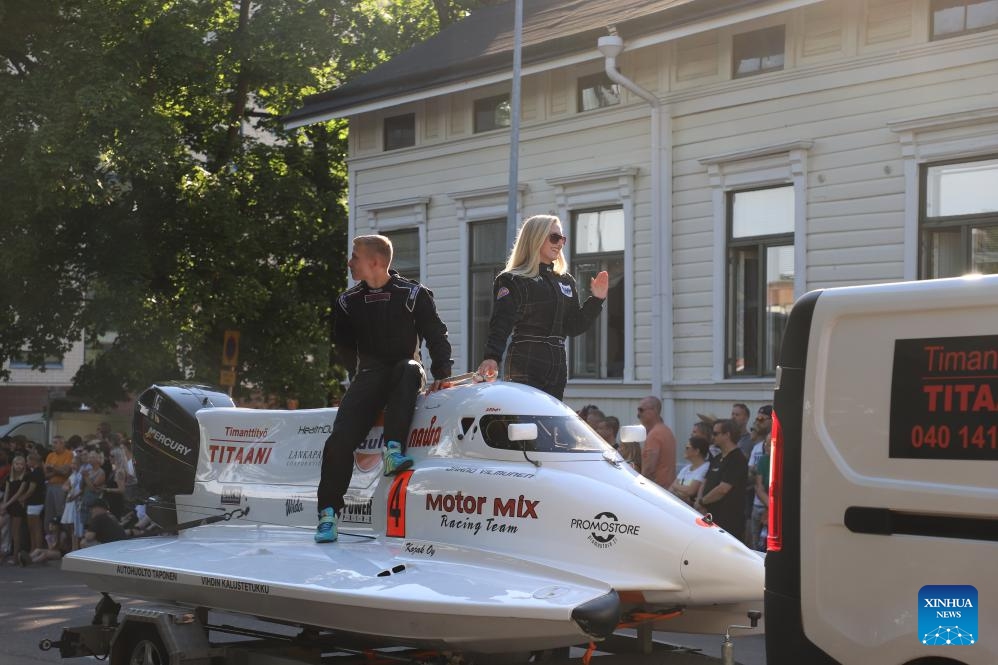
597,35,672,421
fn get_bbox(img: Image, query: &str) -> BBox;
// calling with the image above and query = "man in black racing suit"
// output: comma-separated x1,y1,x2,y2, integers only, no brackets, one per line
315,235,451,543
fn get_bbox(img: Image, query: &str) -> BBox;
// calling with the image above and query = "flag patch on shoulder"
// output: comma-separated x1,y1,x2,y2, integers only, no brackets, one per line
496,286,510,300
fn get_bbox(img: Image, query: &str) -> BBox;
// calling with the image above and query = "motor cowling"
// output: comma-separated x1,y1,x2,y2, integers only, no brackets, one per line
132,383,233,514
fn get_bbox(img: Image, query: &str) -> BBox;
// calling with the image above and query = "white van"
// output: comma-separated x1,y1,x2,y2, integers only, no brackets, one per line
766,274,998,665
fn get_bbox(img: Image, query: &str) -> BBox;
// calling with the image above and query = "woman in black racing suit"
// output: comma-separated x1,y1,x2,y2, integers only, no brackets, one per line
475,214,608,400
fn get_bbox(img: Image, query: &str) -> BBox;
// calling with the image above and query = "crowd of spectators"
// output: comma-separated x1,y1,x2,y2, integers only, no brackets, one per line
686,404,772,551
0,424,154,567
579,399,772,552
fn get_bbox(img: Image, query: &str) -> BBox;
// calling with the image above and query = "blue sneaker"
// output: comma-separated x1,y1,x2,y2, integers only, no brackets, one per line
383,441,413,476
314,507,338,543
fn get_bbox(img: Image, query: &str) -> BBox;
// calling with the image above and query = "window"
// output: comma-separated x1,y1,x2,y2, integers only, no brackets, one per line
9,349,63,370
920,156,998,277
469,219,507,366
383,113,415,151
726,186,795,377
577,72,620,112
473,94,511,133
570,208,625,379
732,25,785,78
479,414,609,453
931,0,998,39
382,228,421,283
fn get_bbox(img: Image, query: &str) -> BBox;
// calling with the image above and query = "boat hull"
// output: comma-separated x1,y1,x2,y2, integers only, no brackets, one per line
62,524,615,652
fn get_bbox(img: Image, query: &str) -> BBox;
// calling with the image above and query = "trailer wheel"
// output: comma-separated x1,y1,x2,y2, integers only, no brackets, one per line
114,625,169,665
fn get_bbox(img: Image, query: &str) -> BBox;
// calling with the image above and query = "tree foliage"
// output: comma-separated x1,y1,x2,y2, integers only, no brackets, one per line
0,0,490,409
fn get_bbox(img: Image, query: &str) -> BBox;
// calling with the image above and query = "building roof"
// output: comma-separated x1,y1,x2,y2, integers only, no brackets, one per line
285,0,771,126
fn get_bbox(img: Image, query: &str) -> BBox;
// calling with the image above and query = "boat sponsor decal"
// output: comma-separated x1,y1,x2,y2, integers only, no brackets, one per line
285,496,304,516
478,469,535,479
115,564,178,581
427,492,539,536
355,428,385,472
224,426,268,438
403,541,436,557
443,465,477,474
221,487,242,505
426,492,539,518
441,466,534,479
358,430,384,451
286,449,323,467
438,515,520,535
200,576,271,595
341,499,373,524
571,512,640,549
408,416,441,448
296,423,332,436
207,427,275,465
208,444,273,465
143,427,194,465
485,407,501,413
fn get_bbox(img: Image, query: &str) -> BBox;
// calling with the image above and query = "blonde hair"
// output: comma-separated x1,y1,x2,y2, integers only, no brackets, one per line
504,215,566,277
353,235,393,267
620,441,642,473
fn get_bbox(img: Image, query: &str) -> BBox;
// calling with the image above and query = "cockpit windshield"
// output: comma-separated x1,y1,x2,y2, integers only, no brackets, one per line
479,414,612,453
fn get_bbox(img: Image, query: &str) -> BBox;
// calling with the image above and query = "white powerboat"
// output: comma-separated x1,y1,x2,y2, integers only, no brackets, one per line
61,380,763,655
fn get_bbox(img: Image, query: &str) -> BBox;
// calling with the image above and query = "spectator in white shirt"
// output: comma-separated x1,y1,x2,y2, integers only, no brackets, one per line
668,436,711,506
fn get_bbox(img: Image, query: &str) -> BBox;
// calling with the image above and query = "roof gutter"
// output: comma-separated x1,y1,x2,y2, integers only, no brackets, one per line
286,0,828,127
598,35,672,415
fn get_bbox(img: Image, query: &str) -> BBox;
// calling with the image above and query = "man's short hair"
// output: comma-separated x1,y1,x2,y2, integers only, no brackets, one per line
732,403,750,418
354,235,393,266
714,419,736,439
641,396,662,414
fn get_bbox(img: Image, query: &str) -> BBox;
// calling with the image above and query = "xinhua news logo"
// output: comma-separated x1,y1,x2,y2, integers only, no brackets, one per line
919,585,977,646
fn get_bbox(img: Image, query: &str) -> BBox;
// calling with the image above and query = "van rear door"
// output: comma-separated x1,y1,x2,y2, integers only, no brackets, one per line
766,275,998,665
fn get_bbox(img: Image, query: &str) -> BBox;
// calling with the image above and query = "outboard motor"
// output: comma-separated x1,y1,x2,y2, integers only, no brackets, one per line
132,383,234,530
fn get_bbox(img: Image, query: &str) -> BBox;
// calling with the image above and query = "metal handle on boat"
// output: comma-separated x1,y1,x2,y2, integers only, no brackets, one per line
441,371,480,387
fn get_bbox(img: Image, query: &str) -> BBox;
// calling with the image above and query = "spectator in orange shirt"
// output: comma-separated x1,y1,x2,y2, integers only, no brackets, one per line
43,436,73,527
637,396,677,489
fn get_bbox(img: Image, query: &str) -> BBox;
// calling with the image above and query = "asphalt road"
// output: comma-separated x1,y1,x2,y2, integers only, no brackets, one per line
0,561,766,665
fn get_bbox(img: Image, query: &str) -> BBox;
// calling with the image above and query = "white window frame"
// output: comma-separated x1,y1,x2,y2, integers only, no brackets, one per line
546,167,637,383
889,106,998,280
357,197,429,367
358,197,429,282
700,140,811,382
449,184,527,370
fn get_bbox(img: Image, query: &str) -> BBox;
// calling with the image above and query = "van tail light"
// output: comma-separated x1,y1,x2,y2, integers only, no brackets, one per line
767,410,784,553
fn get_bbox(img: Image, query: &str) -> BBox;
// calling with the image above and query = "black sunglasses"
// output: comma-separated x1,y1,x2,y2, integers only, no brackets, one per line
548,232,567,245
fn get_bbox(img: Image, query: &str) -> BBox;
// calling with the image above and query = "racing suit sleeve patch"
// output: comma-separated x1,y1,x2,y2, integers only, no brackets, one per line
405,284,421,312
496,286,510,300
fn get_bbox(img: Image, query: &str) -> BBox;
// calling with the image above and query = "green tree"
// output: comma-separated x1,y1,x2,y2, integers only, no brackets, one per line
0,0,491,409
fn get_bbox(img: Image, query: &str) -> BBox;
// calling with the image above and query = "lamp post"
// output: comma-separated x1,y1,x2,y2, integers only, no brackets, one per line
505,0,523,250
